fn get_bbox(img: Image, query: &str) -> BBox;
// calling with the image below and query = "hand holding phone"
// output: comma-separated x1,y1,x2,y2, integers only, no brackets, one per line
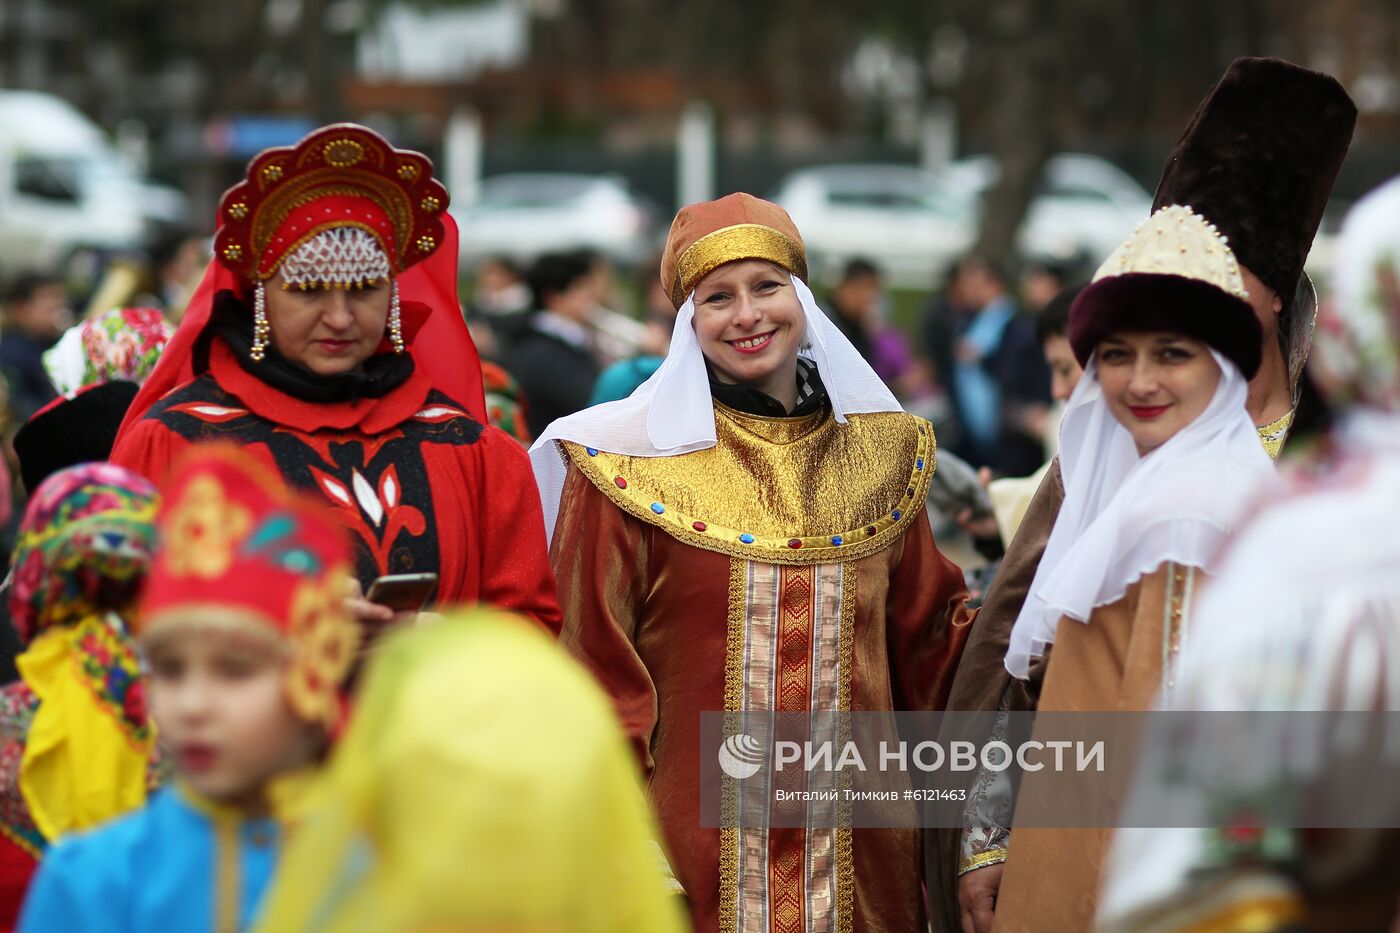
364,573,439,614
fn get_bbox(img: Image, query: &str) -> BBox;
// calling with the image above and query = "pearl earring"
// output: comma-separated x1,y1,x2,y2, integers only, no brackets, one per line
389,280,404,353
251,282,271,362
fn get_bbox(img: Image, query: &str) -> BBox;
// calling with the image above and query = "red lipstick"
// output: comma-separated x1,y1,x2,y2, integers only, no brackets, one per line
1127,404,1171,419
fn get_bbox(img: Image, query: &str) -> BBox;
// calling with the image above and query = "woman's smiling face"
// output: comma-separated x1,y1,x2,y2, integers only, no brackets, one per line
692,259,805,405
1096,331,1222,456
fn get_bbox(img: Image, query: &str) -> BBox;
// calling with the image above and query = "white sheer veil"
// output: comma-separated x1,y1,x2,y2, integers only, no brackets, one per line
528,275,903,541
1005,350,1276,678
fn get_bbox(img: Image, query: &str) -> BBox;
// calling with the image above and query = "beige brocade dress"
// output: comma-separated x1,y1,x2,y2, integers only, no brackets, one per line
990,562,1202,933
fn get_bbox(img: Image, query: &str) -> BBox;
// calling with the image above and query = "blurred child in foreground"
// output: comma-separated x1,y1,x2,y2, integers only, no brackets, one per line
19,445,358,933
256,610,686,933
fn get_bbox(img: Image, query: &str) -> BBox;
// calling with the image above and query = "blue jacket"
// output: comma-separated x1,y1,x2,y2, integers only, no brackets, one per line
18,786,281,933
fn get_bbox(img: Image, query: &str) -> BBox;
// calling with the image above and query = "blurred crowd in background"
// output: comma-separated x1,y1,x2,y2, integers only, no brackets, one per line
0,207,1085,573
1,0,1399,563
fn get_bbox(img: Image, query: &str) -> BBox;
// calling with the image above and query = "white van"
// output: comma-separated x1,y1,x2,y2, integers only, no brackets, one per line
0,91,177,281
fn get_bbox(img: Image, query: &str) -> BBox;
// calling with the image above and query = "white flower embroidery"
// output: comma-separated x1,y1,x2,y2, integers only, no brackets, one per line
414,406,463,421
319,476,351,506
352,470,383,527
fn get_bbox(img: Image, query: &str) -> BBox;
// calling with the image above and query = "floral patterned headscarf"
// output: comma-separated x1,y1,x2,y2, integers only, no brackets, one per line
10,463,159,643
42,307,175,395
1312,176,1400,412
7,463,159,845
482,360,530,444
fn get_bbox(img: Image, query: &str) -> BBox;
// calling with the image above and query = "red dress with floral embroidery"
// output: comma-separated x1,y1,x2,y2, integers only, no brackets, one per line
110,338,561,631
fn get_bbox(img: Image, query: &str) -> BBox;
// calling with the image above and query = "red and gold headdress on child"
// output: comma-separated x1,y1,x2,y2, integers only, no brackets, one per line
136,444,360,729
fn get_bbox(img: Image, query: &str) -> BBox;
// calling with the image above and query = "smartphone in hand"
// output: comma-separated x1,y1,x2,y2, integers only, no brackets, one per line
364,573,439,614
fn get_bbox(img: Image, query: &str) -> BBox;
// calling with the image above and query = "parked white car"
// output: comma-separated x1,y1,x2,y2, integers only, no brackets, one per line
772,154,1153,288
453,173,657,269
947,152,1153,267
0,92,182,281
773,163,973,288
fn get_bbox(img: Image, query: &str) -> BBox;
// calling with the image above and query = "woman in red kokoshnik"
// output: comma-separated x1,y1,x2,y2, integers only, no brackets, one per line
110,125,561,630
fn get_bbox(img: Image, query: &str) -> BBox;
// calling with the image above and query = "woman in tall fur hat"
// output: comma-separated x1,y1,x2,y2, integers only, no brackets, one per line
109,125,561,632
990,205,1279,931
933,57,1357,933
530,193,977,933
1099,175,1400,933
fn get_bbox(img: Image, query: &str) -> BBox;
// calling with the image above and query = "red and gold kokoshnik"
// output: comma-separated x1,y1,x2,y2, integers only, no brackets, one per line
214,123,449,282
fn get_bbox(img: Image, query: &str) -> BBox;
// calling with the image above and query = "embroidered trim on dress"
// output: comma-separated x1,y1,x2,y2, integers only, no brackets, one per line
562,413,935,565
718,558,746,933
835,562,856,932
959,848,1010,874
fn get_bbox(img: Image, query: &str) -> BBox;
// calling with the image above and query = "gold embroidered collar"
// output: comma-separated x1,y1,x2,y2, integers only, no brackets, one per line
1256,408,1294,461
564,404,935,564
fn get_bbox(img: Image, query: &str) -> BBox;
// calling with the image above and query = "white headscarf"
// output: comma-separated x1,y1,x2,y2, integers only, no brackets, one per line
1314,176,1400,412
1004,349,1276,679
1096,421,1400,929
528,275,902,541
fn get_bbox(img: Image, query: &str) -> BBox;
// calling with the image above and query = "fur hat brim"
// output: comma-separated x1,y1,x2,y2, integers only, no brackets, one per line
1069,273,1263,380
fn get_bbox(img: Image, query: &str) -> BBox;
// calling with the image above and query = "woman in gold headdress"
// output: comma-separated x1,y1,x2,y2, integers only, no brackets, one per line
531,193,976,933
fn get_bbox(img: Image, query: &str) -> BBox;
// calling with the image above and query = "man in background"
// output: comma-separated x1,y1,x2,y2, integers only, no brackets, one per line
828,258,922,396
509,252,601,437
0,275,69,420
984,284,1085,547
935,257,1050,476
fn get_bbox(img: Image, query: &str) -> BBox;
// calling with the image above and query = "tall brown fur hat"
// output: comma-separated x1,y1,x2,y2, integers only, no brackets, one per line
1152,57,1356,301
